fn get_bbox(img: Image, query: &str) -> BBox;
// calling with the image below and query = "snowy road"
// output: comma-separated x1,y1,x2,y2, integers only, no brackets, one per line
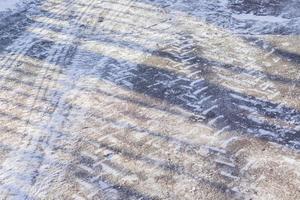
0,0,300,199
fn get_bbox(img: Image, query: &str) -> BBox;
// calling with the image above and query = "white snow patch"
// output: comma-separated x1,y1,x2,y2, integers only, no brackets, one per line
0,0,23,12
220,171,238,179
247,114,264,124
232,13,289,23
221,136,241,148
258,129,277,138
218,0,228,7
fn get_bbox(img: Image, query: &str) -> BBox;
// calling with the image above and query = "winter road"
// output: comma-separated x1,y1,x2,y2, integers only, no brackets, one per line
0,0,299,199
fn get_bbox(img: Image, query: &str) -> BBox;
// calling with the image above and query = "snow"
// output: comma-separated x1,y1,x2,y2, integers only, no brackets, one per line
0,0,22,12
0,0,300,198
232,13,289,23
166,0,300,35
258,129,277,138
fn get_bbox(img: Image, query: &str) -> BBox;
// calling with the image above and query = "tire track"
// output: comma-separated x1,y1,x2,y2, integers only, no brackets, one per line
1,0,299,199
0,0,99,197
66,1,243,199
0,0,76,78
